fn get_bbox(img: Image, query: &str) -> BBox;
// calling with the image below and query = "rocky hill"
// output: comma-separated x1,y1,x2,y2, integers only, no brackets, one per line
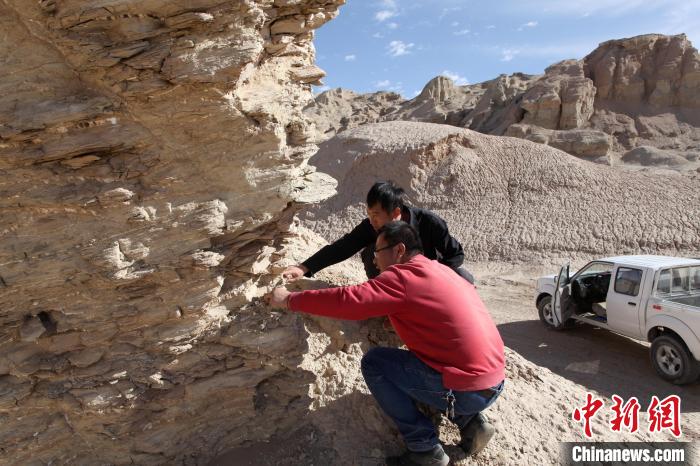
305,34,700,170
303,121,700,262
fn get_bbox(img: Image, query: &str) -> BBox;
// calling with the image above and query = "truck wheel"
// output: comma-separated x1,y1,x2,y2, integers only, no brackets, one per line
650,335,700,385
537,296,574,330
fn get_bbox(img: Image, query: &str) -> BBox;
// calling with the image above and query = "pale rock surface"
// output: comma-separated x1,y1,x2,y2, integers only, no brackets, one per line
585,34,700,109
520,60,596,130
305,88,404,140
0,0,344,464
304,122,700,262
506,125,612,160
622,146,690,167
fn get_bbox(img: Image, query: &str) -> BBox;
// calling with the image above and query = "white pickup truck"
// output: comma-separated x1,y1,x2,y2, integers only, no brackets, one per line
535,255,700,384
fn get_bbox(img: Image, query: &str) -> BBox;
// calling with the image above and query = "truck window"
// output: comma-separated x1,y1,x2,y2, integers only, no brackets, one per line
575,262,613,278
657,266,700,296
614,267,642,296
656,269,672,296
692,267,700,292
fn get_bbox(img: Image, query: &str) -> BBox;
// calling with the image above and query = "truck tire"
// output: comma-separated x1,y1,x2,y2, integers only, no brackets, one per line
650,334,700,385
537,295,574,330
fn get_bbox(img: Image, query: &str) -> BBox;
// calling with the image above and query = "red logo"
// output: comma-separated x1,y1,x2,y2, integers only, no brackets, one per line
648,395,682,437
573,392,604,438
573,394,682,437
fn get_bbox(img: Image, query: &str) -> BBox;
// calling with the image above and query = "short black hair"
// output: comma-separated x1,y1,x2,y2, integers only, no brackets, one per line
377,221,423,255
367,181,405,213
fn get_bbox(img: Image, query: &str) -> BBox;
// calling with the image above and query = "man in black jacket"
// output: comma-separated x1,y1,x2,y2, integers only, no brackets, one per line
283,181,475,284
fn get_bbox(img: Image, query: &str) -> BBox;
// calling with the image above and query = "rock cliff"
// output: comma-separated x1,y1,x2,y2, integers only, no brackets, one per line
0,1,343,464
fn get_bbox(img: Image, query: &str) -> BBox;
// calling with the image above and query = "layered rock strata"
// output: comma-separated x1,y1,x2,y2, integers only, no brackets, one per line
0,0,343,464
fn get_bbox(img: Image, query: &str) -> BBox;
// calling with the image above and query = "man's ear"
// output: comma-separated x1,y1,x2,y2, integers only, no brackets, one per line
391,207,401,219
396,243,406,258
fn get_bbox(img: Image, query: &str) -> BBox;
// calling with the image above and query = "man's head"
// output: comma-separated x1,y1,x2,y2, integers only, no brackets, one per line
373,221,423,272
366,181,405,231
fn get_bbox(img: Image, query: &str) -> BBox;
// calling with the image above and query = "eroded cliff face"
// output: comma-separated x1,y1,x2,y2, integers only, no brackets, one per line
0,1,343,464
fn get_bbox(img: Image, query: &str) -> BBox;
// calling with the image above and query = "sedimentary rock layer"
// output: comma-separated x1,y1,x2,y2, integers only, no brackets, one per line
0,1,343,464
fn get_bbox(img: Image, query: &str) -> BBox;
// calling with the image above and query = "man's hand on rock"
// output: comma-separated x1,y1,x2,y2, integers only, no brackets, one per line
267,286,292,309
282,264,308,281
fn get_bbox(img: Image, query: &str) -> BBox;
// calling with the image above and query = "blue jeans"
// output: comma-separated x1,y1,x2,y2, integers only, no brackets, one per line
361,347,504,452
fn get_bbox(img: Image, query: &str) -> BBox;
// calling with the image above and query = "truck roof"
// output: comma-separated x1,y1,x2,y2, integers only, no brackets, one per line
598,255,700,270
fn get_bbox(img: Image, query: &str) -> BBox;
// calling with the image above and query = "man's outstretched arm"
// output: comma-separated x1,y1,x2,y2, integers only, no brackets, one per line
271,267,407,320
284,219,375,280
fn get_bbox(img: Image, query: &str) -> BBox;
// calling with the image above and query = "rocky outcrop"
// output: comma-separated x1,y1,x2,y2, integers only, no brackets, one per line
304,88,403,140
0,1,344,464
306,34,700,169
520,60,596,130
622,146,691,167
305,121,700,262
585,34,700,109
506,125,612,160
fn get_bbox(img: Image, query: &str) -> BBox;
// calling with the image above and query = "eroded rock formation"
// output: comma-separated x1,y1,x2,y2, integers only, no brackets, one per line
304,121,700,261
305,34,700,169
0,1,344,464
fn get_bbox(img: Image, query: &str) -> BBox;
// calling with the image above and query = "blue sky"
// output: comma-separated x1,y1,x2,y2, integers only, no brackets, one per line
314,0,700,97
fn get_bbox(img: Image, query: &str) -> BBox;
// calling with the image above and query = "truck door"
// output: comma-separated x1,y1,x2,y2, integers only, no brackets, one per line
552,263,570,327
606,266,645,337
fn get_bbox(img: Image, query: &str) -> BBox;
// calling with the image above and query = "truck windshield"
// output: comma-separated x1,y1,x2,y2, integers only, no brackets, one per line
656,266,700,296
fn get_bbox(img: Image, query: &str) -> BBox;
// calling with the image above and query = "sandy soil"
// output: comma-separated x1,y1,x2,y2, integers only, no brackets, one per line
210,253,699,465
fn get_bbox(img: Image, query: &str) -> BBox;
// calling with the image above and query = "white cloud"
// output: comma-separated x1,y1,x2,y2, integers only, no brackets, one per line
454,29,470,36
486,25,496,29
439,7,462,20
387,22,399,29
492,41,597,63
451,21,460,27
375,10,397,22
441,70,469,86
518,0,671,16
374,79,404,93
518,21,539,31
344,54,356,61
373,32,384,39
500,49,519,62
388,40,414,57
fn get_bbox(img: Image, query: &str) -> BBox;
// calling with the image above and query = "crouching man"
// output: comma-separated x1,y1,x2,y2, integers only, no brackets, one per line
268,221,505,465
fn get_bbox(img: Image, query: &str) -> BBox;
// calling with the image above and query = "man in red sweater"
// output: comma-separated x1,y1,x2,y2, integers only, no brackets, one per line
269,222,505,466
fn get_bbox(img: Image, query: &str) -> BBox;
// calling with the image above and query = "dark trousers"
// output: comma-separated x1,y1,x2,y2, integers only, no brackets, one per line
360,347,503,452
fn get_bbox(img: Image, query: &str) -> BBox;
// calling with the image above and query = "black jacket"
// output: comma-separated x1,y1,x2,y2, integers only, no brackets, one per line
302,206,473,282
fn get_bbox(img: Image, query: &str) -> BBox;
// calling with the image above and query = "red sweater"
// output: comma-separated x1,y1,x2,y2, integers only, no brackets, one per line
288,255,505,391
